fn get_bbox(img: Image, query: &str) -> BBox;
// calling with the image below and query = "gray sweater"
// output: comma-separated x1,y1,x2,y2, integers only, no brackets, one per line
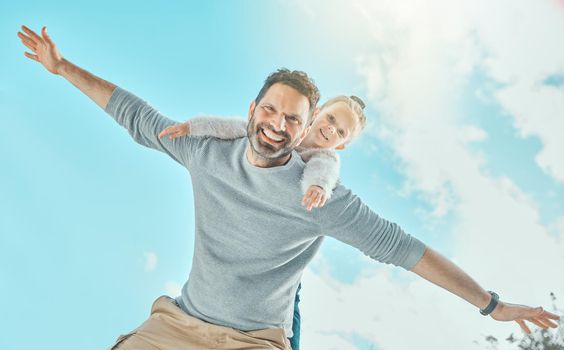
187,116,341,199
105,87,427,337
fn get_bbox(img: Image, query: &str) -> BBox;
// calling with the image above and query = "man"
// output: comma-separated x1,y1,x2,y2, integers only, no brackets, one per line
17,25,560,350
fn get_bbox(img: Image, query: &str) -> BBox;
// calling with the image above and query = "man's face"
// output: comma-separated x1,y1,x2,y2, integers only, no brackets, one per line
247,83,311,161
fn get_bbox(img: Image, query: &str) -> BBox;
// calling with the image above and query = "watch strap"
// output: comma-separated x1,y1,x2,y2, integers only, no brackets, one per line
480,291,499,316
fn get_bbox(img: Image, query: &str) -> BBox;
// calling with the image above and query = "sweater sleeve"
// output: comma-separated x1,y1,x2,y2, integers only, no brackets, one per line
188,116,248,139
298,149,340,200
104,86,195,168
319,184,427,271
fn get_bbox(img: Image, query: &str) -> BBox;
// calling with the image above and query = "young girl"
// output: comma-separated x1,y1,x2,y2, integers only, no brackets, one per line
159,95,367,211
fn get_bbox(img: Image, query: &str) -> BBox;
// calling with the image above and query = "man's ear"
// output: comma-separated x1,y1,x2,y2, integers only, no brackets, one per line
298,125,312,146
335,144,346,150
248,100,256,121
311,107,321,122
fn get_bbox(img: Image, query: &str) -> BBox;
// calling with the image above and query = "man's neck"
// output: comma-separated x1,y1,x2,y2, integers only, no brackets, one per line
245,145,292,168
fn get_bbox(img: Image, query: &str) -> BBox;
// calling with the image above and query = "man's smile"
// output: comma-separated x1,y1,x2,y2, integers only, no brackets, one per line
260,127,285,143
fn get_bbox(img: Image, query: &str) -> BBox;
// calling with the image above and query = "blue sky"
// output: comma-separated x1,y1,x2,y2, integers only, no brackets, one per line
2,1,564,350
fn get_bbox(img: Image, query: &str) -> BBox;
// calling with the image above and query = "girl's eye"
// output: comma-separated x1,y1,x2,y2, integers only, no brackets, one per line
328,115,335,122
338,129,345,137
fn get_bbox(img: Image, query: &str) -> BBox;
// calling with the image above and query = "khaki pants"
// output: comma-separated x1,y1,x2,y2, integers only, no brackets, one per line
107,295,291,350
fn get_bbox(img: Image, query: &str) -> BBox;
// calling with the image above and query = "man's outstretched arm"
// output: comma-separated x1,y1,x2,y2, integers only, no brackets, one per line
17,25,116,109
18,24,197,167
410,247,561,334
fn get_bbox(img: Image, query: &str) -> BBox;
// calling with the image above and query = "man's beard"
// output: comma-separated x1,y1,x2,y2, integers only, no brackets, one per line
247,113,299,160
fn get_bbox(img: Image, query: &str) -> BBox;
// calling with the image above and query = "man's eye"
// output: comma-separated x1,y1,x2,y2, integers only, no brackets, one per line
287,116,299,123
264,105,273,111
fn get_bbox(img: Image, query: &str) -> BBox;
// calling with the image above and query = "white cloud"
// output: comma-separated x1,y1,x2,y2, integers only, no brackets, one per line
469,0,564,183
495,83,564,182
458,125,488,144
555,217,564,236
144,252,157,272
165,281,182,297
301,267,493,350
294,0,564,349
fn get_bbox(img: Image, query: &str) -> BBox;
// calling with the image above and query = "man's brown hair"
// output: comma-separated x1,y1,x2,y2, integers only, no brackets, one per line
255,68,320,123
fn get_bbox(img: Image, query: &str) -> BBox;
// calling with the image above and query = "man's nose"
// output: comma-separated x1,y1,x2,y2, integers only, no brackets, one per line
269,115,286,132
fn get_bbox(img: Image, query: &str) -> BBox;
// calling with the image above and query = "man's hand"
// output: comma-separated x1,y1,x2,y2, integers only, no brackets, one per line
490,301,561,334
17,25,116,109
411,248,561,336
302,185,327,211
17,25,63,75
159,122,191,140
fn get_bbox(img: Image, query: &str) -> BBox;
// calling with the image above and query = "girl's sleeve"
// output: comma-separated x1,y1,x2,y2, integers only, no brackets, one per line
188,116,248,139
299,149,341,200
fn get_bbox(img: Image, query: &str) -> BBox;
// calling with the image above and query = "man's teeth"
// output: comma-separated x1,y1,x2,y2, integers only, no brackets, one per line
262,128,283,142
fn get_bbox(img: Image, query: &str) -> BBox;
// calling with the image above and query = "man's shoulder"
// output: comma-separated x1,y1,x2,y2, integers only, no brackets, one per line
329,182,354,200
181,135,246,169
319,182,365,216
190,135,246,152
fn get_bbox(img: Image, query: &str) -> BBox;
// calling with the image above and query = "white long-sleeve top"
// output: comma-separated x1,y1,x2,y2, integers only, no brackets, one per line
188,116,340,199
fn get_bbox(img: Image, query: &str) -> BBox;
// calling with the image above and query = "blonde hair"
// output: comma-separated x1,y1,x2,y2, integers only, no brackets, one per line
318,95,366,144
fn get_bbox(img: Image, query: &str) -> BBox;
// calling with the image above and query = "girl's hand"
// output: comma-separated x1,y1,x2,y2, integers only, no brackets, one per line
159,122,190,140
302,186,327,211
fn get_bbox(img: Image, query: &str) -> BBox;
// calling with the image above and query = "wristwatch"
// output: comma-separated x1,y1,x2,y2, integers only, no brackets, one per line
480,291,499,316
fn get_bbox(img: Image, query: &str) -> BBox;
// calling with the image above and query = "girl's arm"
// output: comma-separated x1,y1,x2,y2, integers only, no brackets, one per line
159,116,247,140
299,149,340,210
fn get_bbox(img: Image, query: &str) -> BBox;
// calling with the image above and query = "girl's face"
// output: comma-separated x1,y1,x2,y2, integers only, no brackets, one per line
303,101,357,150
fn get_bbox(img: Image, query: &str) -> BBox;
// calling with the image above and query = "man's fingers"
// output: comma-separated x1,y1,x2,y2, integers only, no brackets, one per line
41,26,54,44
543,310,561,321
18,34,37,51
527,307,545,318
21,25,43,43
17,31,32,42
17,32,36,46
534,316,559,328
21,40,37,52
538,318,559,328
24,52,39,62
526,317,549,329
21,25,44,44
516,319,531,334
